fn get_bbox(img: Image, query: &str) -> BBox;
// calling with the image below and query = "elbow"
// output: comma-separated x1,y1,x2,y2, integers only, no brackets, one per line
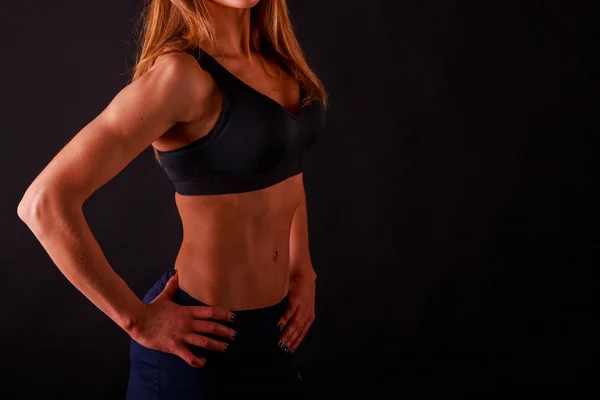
290,262,317,282
17,184,73,227
295,271,317,283
17,189,51,226
17,184,39,224
16,198,31,223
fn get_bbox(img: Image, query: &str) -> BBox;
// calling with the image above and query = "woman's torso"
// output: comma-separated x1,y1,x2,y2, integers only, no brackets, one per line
151,47,323,311
173,174,303,311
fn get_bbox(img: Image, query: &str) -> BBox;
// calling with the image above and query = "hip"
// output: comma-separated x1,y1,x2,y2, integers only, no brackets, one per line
127,268,303,399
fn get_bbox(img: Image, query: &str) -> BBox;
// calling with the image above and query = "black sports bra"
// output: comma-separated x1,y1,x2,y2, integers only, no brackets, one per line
155,47,326,195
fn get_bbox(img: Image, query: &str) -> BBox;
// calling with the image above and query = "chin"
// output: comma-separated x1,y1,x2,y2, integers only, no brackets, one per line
208,0,262,9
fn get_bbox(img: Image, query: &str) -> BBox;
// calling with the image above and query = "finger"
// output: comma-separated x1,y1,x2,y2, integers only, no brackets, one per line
189,305,236,322
191,320,237,340
154,271,179,301
277,303,299,331
279,311,304,352
171,344,206,368
290,316,314,353
184,333,229,352
285,321,303,348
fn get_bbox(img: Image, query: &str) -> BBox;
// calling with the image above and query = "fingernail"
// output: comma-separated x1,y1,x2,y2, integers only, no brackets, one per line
277,323,284,331
290,348,295,354
232,333,237,340
223,344,228,352
279,342,285,350
231,314,236,321
283,344,289,353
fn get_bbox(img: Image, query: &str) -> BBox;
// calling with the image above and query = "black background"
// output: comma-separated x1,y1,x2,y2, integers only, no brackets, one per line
2,0,598,397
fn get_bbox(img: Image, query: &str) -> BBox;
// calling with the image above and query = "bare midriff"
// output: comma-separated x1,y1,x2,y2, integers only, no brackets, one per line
172,173,304,311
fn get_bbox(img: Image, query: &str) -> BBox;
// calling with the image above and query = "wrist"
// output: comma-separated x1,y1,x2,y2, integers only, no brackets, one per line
118,301,147,339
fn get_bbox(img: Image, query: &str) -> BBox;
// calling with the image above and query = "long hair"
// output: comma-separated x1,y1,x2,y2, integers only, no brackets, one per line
129,0,328,164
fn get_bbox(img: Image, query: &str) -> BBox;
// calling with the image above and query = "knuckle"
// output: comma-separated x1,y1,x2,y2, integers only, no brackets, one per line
198,336,209,348
206,321,216,333
194,307,206,319
204,307,213,318
183,333,194,343
164,340,176,354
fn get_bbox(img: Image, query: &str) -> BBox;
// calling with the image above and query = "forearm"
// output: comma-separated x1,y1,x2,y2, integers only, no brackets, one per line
19,193,144,334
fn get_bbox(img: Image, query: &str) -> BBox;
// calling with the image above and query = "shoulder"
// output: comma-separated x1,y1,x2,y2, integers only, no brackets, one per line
152,50,200,77
144,50,220,122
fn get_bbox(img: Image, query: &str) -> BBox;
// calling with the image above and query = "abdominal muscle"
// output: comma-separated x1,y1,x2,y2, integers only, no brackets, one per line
171,173,304,311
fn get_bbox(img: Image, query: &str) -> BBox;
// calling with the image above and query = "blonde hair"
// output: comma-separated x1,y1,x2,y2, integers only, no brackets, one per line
129,0,328,163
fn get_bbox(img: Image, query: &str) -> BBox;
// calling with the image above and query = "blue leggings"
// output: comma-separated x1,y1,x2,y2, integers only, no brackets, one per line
126,268,305,399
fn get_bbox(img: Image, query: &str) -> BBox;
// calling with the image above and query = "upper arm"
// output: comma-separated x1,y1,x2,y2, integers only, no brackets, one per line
289,178,312,271
20,51,214,211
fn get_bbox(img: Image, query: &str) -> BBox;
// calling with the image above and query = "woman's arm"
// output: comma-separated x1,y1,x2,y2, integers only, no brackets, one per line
17,51,219,335
288,180,317,281
276,180,317,353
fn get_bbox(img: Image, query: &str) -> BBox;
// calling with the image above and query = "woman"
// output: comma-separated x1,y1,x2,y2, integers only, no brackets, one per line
17,0,327,398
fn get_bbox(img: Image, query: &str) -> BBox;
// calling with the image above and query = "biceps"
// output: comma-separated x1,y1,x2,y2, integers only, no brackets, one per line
36,100,168,205
46,117,155,204
29,63,186,205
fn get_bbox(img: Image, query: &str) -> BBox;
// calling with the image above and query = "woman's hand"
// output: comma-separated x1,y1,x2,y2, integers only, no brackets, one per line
129,271,237,368
277,274,316,354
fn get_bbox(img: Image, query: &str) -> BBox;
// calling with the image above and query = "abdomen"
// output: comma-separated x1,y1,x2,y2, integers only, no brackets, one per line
172,174,303,310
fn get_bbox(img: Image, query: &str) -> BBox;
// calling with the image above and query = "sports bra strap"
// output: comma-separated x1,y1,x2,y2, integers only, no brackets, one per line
186,46,236,89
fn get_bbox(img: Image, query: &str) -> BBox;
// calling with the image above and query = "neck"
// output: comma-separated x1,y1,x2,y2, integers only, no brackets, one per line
205,3,253,59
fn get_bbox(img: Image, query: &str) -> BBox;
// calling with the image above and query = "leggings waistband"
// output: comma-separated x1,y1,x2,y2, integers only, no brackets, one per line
156,268,289,334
